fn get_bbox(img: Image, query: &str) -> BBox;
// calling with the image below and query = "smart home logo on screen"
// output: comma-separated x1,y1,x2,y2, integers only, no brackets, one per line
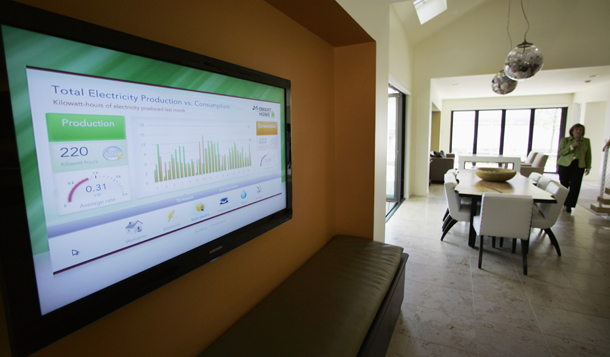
252,105,274,118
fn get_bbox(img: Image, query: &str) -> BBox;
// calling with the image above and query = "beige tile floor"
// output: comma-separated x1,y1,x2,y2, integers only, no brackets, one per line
385,182,610,357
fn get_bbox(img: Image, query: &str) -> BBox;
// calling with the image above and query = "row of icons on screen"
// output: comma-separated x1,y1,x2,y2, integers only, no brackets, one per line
70,186,263,257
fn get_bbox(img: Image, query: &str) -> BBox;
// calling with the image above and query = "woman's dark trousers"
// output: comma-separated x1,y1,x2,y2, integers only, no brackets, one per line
558,160,585,208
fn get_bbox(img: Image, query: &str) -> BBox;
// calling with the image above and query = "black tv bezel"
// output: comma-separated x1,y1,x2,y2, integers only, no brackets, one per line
0,1,292,356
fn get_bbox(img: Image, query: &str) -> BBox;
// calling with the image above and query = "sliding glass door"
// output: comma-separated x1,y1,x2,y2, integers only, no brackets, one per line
386,86,406,218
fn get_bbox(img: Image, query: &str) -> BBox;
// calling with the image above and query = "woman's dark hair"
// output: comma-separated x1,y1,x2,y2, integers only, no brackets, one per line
569,123,586,137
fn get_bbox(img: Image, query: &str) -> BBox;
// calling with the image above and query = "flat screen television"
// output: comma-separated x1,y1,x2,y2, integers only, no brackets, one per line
0,2,292,355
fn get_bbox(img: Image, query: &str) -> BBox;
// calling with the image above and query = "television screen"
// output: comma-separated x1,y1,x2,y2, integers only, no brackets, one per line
0,2,292,356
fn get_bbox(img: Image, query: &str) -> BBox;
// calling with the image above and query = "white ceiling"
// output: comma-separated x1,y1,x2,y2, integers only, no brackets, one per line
391,0,610,100
434,65,610,100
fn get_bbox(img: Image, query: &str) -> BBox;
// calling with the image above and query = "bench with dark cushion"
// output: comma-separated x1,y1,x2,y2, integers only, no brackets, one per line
200,235,408,357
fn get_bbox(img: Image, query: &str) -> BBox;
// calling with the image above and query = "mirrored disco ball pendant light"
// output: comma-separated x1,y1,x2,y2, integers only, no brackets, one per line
492,70,517,95
504,41,543,80
504,0,543,80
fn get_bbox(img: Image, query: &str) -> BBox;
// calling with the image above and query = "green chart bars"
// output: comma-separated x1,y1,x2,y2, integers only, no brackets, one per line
154,136,251,182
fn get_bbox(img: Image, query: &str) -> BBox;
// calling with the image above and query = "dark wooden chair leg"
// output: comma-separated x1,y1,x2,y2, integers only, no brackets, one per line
521,239,529,275
478,235,484,269
442,216,453,230
512,239,517,254
442,208,449,221
544,228,562,256
441,219,458,241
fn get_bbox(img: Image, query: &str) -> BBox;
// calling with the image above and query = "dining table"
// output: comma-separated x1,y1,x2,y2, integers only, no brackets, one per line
454,169,556,247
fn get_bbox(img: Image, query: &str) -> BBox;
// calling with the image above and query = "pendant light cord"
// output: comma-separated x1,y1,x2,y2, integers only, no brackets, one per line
506,0,512,50
521,0,530,43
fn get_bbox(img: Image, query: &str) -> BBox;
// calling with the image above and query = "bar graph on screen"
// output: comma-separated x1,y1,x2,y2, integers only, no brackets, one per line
153,137,252,182
133,118,255,198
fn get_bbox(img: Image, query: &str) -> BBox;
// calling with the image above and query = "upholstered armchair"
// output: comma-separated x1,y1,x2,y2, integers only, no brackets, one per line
523,151,538,165
520,154,548,177
429,152,455,183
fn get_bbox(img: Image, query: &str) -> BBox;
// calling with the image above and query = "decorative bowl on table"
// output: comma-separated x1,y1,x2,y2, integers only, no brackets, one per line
474,168,516,182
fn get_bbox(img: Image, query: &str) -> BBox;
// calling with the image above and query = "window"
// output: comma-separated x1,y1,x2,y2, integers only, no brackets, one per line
503,110,531,159
450,111,475,155
477,110,502,155
450,107,567,172
531,108,564,170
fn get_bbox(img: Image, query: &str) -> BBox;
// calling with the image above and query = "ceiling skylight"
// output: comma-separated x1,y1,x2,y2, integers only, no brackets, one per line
413,0,447,24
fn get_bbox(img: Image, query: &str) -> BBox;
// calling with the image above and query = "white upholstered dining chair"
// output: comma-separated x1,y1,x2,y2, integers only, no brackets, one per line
531,181,569,256
528,172,542,184
442,170,458,221
537,175,552,190
473,193,534,275
441,176,472,241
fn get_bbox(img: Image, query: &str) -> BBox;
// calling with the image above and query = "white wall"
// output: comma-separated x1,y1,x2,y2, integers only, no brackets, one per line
389,6,413,93
336,0,415,239
573,82,610,181
389,5,415,199
410,0,610,196
574,83,610,140
583,102,607,181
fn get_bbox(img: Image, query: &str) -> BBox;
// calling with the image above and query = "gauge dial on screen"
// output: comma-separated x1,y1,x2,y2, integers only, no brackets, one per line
56,168,131,215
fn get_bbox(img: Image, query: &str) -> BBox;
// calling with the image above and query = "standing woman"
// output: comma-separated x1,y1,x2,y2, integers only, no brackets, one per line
557,123,591,213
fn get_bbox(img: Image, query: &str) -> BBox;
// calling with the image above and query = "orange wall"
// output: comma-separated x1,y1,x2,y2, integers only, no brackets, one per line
334,43,377,237
1,0,376,355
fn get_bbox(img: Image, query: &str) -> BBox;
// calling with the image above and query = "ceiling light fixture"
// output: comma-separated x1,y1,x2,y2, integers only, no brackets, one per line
504,0,544,80
413,0,447,24
492,70,517,95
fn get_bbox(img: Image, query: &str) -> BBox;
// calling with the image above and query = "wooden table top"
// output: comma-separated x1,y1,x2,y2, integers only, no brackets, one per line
455,170,556,202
